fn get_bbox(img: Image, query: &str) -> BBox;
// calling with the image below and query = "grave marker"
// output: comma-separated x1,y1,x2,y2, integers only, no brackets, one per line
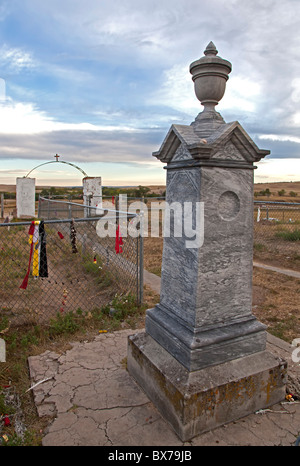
127,42,287,441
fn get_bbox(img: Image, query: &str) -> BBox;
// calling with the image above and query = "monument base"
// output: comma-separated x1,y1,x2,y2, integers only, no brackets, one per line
146,304,267,371
127,332,287,442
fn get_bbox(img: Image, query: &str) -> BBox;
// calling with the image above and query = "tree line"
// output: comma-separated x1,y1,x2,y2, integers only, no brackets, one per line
254,188,297,198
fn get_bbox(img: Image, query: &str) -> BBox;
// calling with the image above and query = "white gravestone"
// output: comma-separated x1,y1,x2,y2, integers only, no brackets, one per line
16,177,36,218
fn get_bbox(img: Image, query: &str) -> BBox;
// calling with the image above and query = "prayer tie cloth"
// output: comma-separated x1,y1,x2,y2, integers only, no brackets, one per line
115,225,123,254
20,220,48,289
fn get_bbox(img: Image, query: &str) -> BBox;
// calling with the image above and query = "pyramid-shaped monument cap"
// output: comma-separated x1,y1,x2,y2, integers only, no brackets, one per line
189,42,232,109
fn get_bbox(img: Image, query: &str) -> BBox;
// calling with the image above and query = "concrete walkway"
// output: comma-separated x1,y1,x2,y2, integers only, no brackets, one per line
27,263,300,446
143,262,300,296
253,261,300,279
27,331,300,447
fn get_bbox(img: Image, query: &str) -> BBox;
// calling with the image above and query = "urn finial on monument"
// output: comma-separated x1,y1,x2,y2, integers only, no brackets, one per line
189,42,232,134
190,41,231,111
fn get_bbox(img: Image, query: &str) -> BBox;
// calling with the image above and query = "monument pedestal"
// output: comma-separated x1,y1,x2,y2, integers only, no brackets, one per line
146,304,267,371
128,332,286,441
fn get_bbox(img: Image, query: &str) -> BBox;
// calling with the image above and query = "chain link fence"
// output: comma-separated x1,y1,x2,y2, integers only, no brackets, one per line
1,195,299,328
131,196,300,269
121,196,300,255
0,200,143,327
253,201,300,258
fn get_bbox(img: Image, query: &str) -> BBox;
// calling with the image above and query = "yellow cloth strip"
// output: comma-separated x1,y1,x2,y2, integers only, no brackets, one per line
32,221,40,277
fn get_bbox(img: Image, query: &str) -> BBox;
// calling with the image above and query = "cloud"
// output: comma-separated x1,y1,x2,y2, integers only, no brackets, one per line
259,134,300,145
222,76,262,113
257,135,300,160
255,158,300,183
0,123,162,165
148,63,263,119
0,168,28,175
0,98,141,135
0,0,299,187
0,45,36,73
147,63,198,116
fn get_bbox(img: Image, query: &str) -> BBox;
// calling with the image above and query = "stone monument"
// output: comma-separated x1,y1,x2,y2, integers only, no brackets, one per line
16,177,36,218
127,42,287,441
82,176,102,216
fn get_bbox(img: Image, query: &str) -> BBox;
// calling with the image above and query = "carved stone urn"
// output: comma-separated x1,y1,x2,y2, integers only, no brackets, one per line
189,41,232,112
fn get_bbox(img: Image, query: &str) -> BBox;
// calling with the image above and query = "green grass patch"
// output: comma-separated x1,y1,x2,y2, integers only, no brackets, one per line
254,242,267,252
275,229,300,241
267,315,299,342
48,309,85,336
83,258,113,288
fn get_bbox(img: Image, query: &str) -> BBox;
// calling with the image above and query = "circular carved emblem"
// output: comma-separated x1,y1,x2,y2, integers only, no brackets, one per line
218,191,240,220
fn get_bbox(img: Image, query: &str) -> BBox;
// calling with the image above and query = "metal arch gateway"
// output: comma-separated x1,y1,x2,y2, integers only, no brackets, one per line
25,154,88,178
16,154,103,219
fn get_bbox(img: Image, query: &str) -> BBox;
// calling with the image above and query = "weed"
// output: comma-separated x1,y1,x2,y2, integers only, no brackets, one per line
0,391,15,416
253,242,267,252
48,311,83,336
83,259,113,288
275,229,300,241
268,315,299,342
106,293,139,321
0,315,9,332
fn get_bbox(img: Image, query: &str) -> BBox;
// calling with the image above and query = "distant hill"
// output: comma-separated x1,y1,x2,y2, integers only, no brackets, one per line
1,181,299,202
0,184,54,193
254,181,300,202
0,184,16,193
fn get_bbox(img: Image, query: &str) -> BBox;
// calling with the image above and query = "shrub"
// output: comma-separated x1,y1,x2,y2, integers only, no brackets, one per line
48,311,82,336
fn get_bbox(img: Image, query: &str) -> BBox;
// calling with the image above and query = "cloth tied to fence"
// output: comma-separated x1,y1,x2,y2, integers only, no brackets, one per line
38,220,48,278
115,225,123,254
20,220,48,290
70,219,78,253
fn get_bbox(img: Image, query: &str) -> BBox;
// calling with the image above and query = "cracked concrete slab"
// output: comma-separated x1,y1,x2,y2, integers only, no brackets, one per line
28,329,300,446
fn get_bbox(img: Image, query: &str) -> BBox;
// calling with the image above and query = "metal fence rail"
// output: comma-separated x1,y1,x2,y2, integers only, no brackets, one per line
38,195,104,219
0,215,143,327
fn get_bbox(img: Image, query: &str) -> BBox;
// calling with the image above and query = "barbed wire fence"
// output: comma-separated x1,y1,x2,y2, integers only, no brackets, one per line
0,197,143,327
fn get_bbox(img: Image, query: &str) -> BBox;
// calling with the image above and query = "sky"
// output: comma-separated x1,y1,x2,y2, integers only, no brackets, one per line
0,0,300,187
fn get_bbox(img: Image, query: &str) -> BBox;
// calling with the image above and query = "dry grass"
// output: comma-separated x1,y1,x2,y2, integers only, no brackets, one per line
143,237,163,276
252,268,300,343
254,181,300,202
